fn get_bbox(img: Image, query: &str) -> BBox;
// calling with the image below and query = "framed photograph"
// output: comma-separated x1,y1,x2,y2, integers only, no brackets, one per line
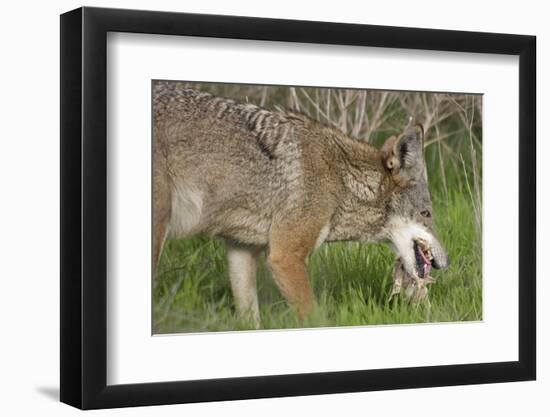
60,6,536,409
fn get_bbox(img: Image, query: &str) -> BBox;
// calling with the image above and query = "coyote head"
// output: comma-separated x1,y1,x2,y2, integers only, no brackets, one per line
381,124,449,282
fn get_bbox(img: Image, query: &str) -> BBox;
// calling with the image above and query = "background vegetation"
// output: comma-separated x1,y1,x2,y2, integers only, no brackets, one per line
153,83,482,333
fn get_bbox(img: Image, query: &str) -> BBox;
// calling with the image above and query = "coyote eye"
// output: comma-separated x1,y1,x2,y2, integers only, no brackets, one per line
420,210,431,218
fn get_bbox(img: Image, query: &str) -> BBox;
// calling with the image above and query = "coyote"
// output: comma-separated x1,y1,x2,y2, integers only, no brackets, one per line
153,81,449,325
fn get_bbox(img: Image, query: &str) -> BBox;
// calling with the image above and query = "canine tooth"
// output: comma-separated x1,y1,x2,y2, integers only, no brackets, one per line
416,238,428,248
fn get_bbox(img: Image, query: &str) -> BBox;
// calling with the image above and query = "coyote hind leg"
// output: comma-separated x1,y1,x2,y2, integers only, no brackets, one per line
153,165,171,277
226,243,261,328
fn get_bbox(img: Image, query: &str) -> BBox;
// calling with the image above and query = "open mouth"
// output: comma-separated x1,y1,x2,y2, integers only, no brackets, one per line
390,239,439,301
413,238,433,279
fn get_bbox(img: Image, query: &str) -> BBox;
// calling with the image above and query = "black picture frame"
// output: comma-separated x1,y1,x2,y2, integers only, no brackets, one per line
60,6,536,410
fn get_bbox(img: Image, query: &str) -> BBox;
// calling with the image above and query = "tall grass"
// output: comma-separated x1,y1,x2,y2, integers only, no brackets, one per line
153,83,482,333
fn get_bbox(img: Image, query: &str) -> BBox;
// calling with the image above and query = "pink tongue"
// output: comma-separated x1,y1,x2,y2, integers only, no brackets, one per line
423,262,431,278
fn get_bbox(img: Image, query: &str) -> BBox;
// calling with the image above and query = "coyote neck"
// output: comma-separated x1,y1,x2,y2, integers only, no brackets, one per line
327,134,391,243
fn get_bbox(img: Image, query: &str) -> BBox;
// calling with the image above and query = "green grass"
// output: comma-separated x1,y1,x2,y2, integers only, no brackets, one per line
153,188,482,334
152,84,482,333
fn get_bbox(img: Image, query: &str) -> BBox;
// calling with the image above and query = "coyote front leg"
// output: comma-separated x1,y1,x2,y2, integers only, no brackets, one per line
226,244,261,327
268,217,330,320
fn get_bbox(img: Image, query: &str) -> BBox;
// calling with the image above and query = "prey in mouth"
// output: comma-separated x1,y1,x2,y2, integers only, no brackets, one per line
391,238,438,302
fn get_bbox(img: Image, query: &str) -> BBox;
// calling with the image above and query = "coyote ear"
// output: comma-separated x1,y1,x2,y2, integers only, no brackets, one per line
381,124,425,187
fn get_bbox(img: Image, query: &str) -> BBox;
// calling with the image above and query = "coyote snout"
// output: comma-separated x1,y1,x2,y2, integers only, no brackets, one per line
153,82,448,325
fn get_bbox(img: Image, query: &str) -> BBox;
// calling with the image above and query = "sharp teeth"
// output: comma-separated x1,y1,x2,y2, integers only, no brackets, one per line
415,239,432,259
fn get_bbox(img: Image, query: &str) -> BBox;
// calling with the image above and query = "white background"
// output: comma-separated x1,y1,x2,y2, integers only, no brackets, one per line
108,34,518,384
0,0,546,416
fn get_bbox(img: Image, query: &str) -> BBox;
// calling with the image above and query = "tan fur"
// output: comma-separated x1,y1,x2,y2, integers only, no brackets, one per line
152,82,448,324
